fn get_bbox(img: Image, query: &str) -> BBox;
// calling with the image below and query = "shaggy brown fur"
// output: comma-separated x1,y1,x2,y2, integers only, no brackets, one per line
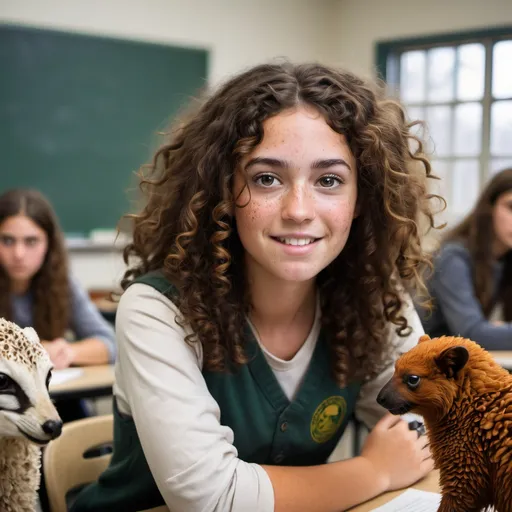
377,334,512,512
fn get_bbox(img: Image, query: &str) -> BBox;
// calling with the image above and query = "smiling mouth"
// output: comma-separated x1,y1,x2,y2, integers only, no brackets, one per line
18,428,50,446
271,237,320,246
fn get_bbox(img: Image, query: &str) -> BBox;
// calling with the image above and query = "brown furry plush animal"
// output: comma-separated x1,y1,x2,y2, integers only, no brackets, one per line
377,334,512,512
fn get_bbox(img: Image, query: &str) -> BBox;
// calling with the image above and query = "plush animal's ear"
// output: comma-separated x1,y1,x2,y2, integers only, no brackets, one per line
22,327,40,344
418,334,431,344
435,346,469,379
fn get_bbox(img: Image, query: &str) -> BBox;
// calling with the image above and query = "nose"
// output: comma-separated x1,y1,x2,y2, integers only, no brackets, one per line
376,390,388,408
13,242,26,260
42,419,63,439
281,184,315,223
376,379,393,408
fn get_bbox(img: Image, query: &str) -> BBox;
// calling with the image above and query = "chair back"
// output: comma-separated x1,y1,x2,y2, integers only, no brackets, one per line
43,414,113,512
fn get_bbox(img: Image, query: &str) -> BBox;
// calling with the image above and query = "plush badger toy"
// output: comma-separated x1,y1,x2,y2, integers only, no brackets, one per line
0,318,62,512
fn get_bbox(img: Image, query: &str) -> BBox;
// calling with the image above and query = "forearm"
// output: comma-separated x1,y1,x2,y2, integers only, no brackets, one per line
70,338,110,365
466,322,512,350
263,456,387,512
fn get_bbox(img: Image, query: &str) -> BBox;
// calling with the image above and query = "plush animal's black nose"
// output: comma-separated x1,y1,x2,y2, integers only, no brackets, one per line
376,391,388,407
42,420,63,439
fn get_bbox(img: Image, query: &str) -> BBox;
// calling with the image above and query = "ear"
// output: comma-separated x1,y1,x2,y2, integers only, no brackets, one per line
22,327,40,344
435,346,469,379
418,334,431,344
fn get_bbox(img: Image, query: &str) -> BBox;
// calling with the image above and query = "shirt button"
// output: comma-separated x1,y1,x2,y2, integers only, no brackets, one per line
280,422,288,432
274,453,285,463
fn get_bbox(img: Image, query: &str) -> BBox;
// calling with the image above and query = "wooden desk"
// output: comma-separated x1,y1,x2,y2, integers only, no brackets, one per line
49,364,115,400
140,472,440,512
349,470,439,511
491,351,512,371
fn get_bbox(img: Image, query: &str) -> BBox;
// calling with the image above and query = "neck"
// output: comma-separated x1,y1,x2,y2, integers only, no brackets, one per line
246,264,317,359
249,279,316,328
465,362,512,394
11,279,30,295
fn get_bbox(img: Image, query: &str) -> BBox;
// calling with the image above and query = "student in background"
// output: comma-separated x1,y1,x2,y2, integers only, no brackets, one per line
419,168,512,349
72,62,437,512
0,189,116,420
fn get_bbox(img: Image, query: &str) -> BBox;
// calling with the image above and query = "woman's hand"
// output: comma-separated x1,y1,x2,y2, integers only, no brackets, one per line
41,338,75,369
360,413,433,492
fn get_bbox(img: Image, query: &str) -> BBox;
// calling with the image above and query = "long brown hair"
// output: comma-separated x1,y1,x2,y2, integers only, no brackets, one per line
122,62,440,386
0,189,70,340
444,168,512,320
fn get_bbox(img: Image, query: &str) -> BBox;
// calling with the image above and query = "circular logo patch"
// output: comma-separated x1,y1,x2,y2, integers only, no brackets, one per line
310,396,347,443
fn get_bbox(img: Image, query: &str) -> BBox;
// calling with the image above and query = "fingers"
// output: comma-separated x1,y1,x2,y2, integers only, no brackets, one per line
375,412,404,429
420,456,435,474
421,445,432,462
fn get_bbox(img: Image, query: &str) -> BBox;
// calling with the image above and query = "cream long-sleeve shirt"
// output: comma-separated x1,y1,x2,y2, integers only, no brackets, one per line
112,283,424,512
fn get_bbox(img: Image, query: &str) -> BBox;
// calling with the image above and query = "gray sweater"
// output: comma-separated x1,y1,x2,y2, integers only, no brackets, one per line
418,242,512,350
11,275,116,362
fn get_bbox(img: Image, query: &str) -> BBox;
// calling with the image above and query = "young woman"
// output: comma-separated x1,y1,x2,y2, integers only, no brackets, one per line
419,168,512,350
72,62,438,512
0,189,116,419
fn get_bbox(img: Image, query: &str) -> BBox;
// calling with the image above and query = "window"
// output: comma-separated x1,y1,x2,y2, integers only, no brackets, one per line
377,27,512,223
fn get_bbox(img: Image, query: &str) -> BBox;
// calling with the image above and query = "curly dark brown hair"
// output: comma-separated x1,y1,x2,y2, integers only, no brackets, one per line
444,167,512,321
0,189,70,340
122,62,441,386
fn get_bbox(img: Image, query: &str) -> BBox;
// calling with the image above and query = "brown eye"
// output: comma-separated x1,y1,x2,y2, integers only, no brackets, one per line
318,175,342,188
255,174,279,187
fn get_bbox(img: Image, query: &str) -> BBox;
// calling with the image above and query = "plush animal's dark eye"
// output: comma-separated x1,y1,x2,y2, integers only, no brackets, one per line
0,373,12,391
405,375,421,389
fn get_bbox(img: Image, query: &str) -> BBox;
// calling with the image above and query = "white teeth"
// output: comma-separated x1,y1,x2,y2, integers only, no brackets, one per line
277,237,316,246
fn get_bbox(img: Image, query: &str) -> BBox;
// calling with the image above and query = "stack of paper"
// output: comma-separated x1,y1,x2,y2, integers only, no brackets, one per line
371,490,497,512
50,368,84,387
371,489,441,511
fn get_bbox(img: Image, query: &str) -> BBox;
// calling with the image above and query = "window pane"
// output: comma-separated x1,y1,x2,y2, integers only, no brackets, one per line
406,106,425,126
491,100,512,155
490,159,512,175
457,44,485,101
453,103,482,156
493,40,512,99
406,106,425,153
452,160,480,216
429,160,450,225
426,106,451,156
400,51,426,103
427,47,455,102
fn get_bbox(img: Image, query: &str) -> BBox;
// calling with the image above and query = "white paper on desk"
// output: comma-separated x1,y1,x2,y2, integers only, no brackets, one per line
370,489,441,512
50,368,84,386
493,354,512,370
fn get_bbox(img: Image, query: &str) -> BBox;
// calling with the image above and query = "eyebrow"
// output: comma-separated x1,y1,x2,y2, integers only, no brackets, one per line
0,234,40,241
244,157,351,172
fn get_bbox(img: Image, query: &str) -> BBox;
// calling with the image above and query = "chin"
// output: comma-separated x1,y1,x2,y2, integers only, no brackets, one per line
272,266,321,283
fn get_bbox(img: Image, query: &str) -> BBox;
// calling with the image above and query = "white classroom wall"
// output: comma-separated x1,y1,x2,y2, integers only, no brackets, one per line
333,0,512,78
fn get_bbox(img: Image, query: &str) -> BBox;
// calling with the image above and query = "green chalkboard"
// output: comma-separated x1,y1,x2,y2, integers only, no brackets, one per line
0,25,208,235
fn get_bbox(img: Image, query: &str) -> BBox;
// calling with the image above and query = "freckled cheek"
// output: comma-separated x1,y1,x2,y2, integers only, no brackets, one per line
236,200,275,233
323,201,357,235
